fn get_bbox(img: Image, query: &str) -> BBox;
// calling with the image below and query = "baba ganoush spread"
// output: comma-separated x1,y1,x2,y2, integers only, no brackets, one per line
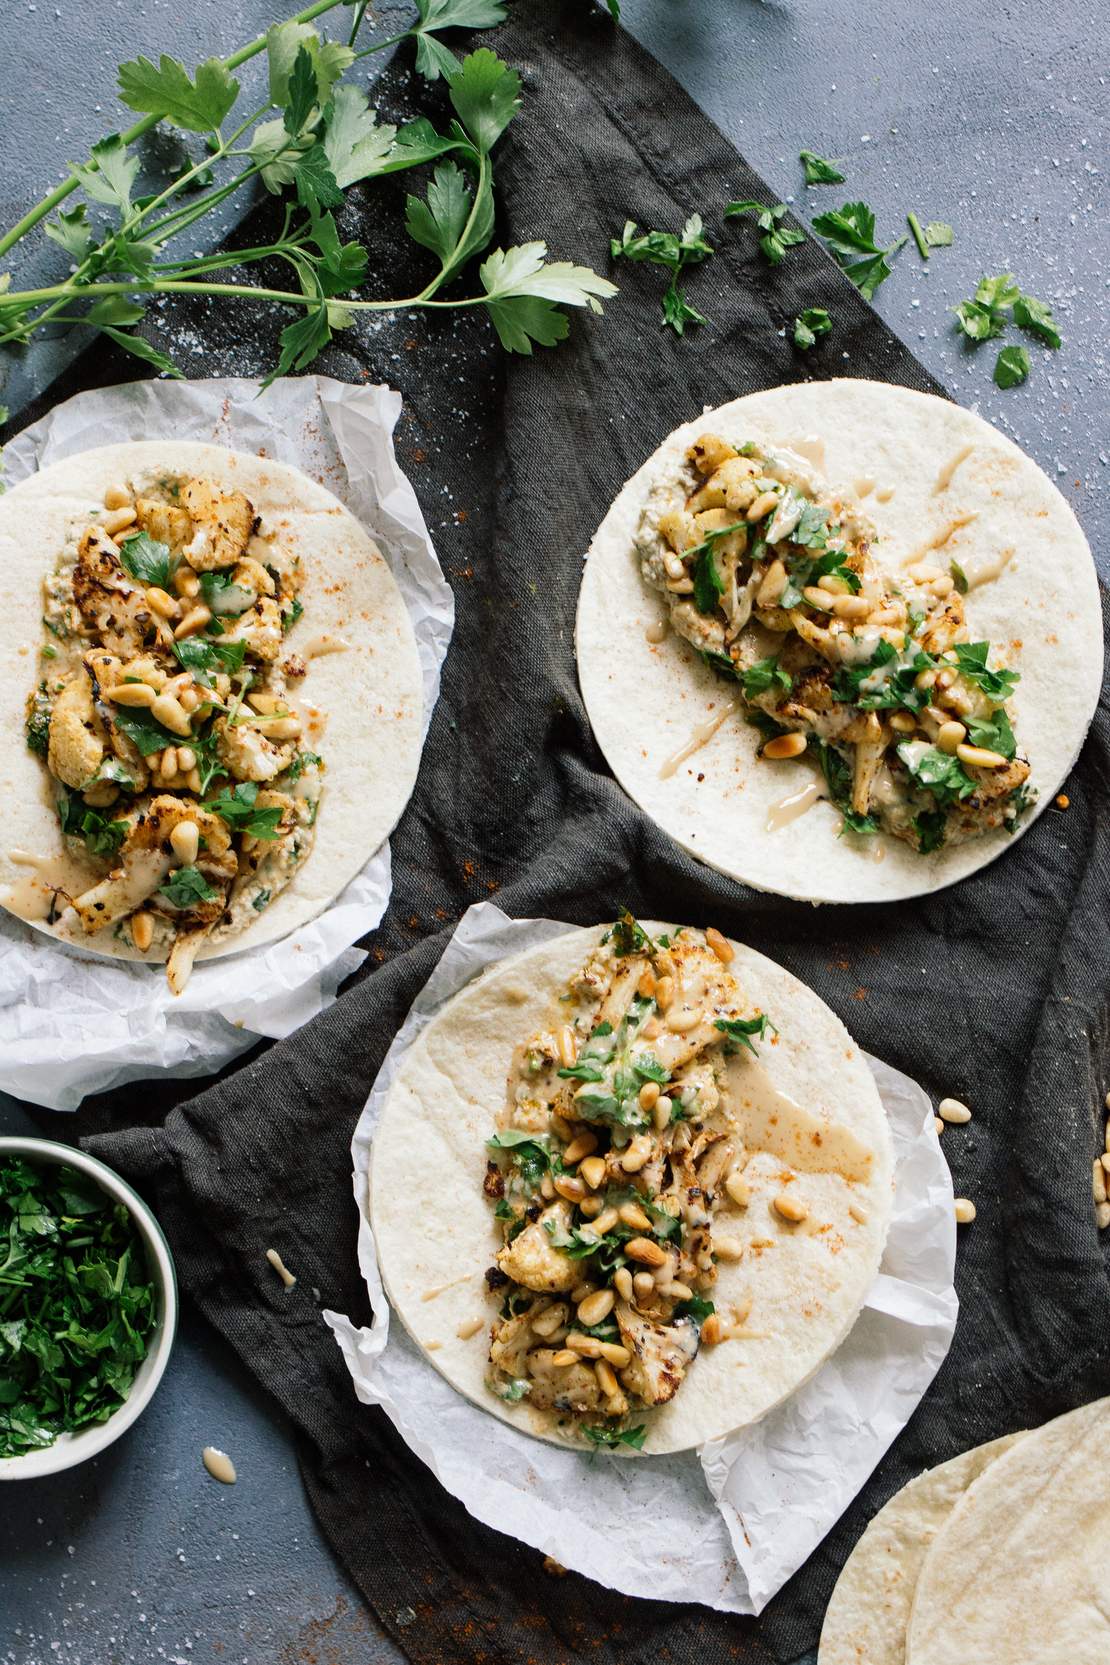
637,432,1032,853
24,472,324,990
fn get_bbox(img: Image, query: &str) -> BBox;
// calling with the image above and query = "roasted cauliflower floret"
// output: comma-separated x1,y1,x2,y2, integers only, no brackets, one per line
496,1202,578,1294
133,496,193,552
214,715,296,782
614,1302,699,1407
179,478,256,571
219,594,284,662
72,526,154,660
526,1350,604,1414
83,650,150,793
47,667,105,789
69,796,234,935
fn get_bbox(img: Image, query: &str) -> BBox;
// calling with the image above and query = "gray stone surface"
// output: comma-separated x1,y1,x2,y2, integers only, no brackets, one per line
0,1,1105,1661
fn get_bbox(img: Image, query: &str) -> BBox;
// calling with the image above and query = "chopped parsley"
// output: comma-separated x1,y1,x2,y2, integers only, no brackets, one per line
287,749,322,782
610,214,713,334
793,307,832,349
606,911,654,958
582,1422,647,1451
25,693,51,757
486,1130,552,1190
714,1013,777,1054
56,791,128,859
673,1295,715,1326
799,150,845,185
251,889,271,912
896,743,976,807
740,656,792,701
172,635,247,685
810,200,906,298
202,780,284,840
913,808,948,854
950,559,968,595
117,530,174,588
725,198,805,265
1012,293,1061,348
965,707,1016,760
994,345,1029,389
158,865,218,910
818,740,879,836
199,570,253,616
952,642,1019,701
110,705,182,757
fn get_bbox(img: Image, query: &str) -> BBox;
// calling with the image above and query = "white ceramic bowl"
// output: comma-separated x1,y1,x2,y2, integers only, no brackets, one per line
0,1136,178,1480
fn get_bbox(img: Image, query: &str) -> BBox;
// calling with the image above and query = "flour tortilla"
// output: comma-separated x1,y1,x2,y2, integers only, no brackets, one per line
818,1432,1023,1665
369,923,894,1456
906,1397,1110,1665
0,440,423,961
576,379,1103,903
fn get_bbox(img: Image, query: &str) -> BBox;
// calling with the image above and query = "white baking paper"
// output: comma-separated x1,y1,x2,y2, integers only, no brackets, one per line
325,902,958,1614
0,376,453,1111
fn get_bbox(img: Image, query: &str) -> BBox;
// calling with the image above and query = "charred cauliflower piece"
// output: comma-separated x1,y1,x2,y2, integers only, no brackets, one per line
134,496,193,552
179,479,256,571
488,1310,535,1379
83,651,150,793
214,715,296,783
47,667,105,789
72,526,154,660
69,797,234,935
526,1351,604,1414
219,594,284,662
496,1202,578,1294
614,1301,699,1407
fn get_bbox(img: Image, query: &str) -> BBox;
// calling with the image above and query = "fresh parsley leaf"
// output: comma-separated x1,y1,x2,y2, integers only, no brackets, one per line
198,571,254,616
582,1422,647,1451
406,159,493,283
322,85,397,188
158,865,219,909
251,889,271,912
701,649,739,682
799,150,845,185
831,637,898,704
111,706,183,757
117,530,173,588
965,708,1017,759
950,559,969,596
410,0,508,82
72,135,140,213
608,910,654,958
283,45,318,137
994,344,1030,389
975,273,1020,312
266,21,351,110
265,305,333,386
692,543,725,614
952,642,1019,701
792,501,833,549
99,327,183,379
448,48,521,155
117,53,239,132
287,749,322,782
1013,293,1061,348
896,743,977,807
725,199,805,265
479,241,617,353
816,740,878,835
57,790,127,859
486,1130,552,1190
202,781,284,840
714,1013,777,1054
953,301,1004,343
810,201,906,298
44,204,94,261
741,656,792,700
25,693,51,758
610,215,712,334
292,144,344,215
793,307,832,349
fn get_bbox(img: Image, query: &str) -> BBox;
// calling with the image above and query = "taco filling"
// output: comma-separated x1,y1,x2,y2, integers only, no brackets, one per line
24,473,324,990
483,917,794,1448
638,432,1032,852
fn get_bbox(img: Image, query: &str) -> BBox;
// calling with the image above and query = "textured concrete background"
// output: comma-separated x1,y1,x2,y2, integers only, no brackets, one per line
0,1,1105,1661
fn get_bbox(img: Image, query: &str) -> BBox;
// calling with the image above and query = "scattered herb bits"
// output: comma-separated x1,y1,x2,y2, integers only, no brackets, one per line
725,199,806,266
0,1158,157,1458
610,215,713,334
793,307,832,349
810,200,906,299
994,345,1030,389
799,149,845,185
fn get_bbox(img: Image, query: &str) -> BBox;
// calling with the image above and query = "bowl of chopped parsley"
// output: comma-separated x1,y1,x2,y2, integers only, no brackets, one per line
0,1137,177,1479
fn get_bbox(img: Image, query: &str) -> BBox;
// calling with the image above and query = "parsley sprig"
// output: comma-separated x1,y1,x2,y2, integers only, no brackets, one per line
609,215,712,334
725,199,805,266
810,200,906,299
0,4,616,376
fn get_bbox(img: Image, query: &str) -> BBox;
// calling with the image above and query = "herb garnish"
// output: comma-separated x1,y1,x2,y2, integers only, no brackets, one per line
740,657,792,700
952,642,1019,701
817,741,878,836
117,530,175,588
609,215,712,334
793,307,831,349
172,635,247,684
582,1422,647,1451
0,1157,156,1458
810,200,906,298
110,705,183,756
486,1130,552,1190
714,1013,777,1054
57,790,128,858
203,780,284,839
896,743,976,807
799,150,845,185
725,199,806,266
158,864,219,909
994,345,1029,389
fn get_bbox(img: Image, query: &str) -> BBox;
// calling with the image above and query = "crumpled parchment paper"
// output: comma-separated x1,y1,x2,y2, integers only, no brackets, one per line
326,902,958,1614
0,376,453,1111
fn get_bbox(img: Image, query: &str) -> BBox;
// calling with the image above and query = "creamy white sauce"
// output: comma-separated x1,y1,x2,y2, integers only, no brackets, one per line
874,485,895,503
766,781,823,831
854,476,876,499
788,435,827,471
202,1446,236,1484
644,618,668,645
836,628,883,667
934,443,975,494
965,547,1015,591
659,700,738,780
456,1316,485,1341
903,513,979,566
265,1248,296,1288
302,633,351,660
725,1054,875,1183
421,1273,475,1303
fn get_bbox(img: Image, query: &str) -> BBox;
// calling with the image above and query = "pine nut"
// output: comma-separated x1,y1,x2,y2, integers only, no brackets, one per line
175,569,201,599
550,1113,573,1141
144,586,180,620
762,731,807,761
151,693,193,736
725,1171,750,1209
654,974,674,1011
713,1235,744,1261
620,1135,653,1173
939,1097,972,1123
550,1350,578,1368
577,1289,614,1328
558,1026,577,1068
705,925,733,963
103,484,131,511
1105,1092,1110,1111
562,1132,598,1166
831,594,871,620
848,1203,868,1224
579,1195,603,1219
773,1193,808,1224
614,1268,634,1302
638,1079,660,1110
571,1281,595,1304
595,1359,619,1397
174,604,213,640
935,667,956,690
625,1237,666,1267
665,1007,700,1034
914,668,937,691
938,687,972,717
701,1315,722,1345
531,1303,567,1339
1098,1202,1110,1231
169,820,199,865
179,687,201,713
106,681,156,708
889,712,916,733
662,550,687,581
747,490,780,521
929,574,954,596
817,573,850,594
936,720,967,754
185,768,202,794
1105,1117,1110,1153
129,911,154,952
1101,1153,1110,1175
636,965,656,1000
802,585,834,610
566,1331,603,1358
666,577,694,595
553,1174,585,1203
590,1208,620,1236
954,1197,976,1224
1094,1161,1107,1207
247,691,282,714
540,1175,555,1201
956,743,1008,770
263,716,302,740
176,746,197,772
756,559,787,608
652,1098,671,1132
730,1295,754,1327
157,747,178,779
579,1156,607,1191
618,1202,652,1232
103,505,137,535
632,1272,656,1303
597,1341,631,1367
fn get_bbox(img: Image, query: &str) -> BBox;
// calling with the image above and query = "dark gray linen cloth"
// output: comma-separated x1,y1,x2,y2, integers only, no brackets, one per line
6,3,1106,1659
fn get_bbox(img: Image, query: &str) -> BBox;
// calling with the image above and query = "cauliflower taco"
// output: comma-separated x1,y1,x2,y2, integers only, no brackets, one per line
370,917,894,1455
0,441,423,989
577,380,1102,903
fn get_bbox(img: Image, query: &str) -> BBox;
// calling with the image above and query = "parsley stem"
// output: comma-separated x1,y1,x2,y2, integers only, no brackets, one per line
0,0,346,261
907,211,929,260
